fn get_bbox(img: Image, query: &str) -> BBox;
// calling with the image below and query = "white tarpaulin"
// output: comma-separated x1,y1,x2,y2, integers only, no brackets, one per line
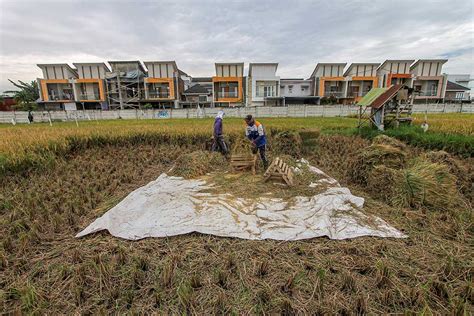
76,163,406,241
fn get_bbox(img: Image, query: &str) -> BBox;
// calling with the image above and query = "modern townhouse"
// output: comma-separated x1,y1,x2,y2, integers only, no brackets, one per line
106,60,147,109
32,57,462,110
212,63,244,107
37,63,78,110
344,63,380,103
410,59,447,102
247,63,281,106
72,62,109,109
309,63,347,102
376,60,415,88
143,61,183,108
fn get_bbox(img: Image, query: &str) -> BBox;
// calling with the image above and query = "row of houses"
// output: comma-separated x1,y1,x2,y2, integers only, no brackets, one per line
35,59,471,110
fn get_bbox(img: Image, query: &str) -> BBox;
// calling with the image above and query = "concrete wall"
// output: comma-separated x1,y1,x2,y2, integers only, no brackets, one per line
3,103,471,124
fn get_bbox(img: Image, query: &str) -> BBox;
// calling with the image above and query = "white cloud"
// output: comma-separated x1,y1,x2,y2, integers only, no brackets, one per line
0,0,473,92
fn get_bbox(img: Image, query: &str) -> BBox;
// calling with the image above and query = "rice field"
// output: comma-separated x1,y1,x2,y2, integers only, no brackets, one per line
1,114,473,314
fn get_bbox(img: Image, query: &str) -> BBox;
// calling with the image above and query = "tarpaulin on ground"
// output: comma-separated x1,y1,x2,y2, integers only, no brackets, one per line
76,163,406,241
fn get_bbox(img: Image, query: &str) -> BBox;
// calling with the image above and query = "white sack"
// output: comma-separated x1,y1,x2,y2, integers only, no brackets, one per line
76,163,406,241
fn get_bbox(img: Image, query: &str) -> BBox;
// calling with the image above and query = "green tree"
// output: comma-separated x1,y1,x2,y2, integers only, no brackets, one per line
4,80,40,111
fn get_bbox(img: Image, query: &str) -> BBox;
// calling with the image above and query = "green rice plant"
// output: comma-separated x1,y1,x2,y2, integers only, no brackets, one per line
177,281,193,310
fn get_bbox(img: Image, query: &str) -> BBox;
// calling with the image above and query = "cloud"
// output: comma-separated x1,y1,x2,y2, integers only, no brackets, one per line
0,0,473,92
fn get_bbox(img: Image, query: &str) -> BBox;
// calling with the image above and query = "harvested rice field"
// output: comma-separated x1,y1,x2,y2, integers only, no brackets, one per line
0,115,473,314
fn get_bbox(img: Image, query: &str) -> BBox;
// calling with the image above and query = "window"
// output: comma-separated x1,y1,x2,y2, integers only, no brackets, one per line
256,81,277,97
199,95,207,102
288,85,293,93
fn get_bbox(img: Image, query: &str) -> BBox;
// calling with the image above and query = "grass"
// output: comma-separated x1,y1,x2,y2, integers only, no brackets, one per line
0,114,473,313
356,125,474,157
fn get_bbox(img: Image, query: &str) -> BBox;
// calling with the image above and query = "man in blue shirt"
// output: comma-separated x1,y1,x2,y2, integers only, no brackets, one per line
244,115,268,170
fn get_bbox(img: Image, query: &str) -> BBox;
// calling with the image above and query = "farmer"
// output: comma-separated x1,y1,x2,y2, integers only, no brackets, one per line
212,110,228,155
28,110,34,123
244,115,268,170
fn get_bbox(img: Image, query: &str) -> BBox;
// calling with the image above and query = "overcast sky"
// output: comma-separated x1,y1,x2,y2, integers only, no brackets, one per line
0,0,473,92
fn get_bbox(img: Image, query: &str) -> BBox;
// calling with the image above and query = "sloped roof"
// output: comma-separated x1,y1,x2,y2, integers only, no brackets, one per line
183,84,210,95
343,63,380,77
37,63,78,76
357,88,388,106
410,59,447,70
357,84,407,108
371,84,405,109
446,80,470,91
377,60,415,71
73,62,110,72
310,63,347,78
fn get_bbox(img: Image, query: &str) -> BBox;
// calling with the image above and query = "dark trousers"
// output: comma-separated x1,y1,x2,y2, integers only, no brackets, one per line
212,135,228,155
252,145,268,170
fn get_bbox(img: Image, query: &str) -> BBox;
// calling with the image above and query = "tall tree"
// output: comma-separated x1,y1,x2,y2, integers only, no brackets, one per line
4,80,40,111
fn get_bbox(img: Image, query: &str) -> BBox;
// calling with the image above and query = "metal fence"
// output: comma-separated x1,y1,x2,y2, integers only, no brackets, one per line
0,103,472,124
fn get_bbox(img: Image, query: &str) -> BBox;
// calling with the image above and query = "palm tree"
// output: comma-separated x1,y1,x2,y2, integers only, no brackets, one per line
4,80,40,111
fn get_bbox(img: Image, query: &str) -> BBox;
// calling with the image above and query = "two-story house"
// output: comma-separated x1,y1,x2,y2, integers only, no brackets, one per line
309,63,347,102
410,59,447,102
143,61,183,108
212,63,244,107
247,63,281,106
72,62,109,109
37,63,78,109
106,60,147,109
377,60,415,88
344,63,380,103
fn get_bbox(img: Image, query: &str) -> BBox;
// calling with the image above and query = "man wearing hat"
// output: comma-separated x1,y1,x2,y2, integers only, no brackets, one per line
244,115,268,170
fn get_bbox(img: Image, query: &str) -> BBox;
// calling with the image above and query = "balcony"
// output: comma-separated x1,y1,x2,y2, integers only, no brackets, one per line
216,91,238,99
323,90,344,98
149,90,170,99
415,90,438,97
46,83,74,101
78,92,101,101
